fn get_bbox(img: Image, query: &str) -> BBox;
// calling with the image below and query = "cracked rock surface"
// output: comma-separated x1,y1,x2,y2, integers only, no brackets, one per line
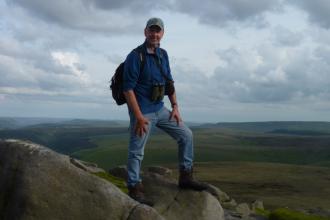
0,139,163,220
142,171,225,220
1,139,232,219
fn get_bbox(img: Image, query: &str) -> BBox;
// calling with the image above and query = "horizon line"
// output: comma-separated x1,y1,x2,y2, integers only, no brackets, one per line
1,115,329,124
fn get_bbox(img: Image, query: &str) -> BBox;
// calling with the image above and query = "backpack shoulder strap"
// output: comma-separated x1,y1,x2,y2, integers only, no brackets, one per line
152,48,172,82
133,45,146,73
159,48,165,59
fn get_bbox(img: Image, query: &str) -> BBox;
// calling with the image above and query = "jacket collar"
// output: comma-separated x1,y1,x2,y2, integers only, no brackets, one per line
143,40,161,57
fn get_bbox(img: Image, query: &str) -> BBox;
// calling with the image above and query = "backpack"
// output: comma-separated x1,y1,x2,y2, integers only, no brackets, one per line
110,46,145,105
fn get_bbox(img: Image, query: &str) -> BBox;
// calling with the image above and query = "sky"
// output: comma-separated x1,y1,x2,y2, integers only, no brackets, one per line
0,0,330,123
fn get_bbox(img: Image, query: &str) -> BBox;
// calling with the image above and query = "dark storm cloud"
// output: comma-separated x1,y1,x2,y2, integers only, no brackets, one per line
289,0,330,29
90,0,171,12
7,0,283,32
7,0,330,33
7,0,90,29
6,0,144,33
173,0,283,27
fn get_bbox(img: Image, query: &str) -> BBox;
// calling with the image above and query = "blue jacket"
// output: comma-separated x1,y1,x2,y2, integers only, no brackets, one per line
123,42,173,114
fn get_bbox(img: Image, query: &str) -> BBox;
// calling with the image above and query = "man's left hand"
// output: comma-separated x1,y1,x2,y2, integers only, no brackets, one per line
170,106,182,126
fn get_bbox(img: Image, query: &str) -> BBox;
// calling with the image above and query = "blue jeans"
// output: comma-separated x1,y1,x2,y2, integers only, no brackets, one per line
127,106,194,187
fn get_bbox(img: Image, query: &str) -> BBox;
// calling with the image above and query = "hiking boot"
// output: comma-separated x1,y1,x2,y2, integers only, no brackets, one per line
178,168,208,191
128,183,154,206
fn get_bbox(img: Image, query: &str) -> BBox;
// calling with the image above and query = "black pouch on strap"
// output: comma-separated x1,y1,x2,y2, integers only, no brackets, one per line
153,56,175,96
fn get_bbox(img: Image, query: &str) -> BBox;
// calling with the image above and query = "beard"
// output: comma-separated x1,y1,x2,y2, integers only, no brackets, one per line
146,39,160,48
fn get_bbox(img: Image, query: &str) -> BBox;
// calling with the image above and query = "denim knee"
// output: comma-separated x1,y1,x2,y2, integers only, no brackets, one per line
128,151,144,161
177,127,193,145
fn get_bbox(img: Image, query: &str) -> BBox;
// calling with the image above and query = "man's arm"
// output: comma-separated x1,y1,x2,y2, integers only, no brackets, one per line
168,92,182,125
124,90,149,137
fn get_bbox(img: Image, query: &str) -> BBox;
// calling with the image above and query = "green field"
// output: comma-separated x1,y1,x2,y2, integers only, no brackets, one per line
184,162,330,211
70,127,330,170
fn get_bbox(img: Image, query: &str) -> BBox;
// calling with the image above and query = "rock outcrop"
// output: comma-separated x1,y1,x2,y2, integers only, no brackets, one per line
141,170,224,220
0,139,162,220
110,166,267,220
110,165,226,219
0,140,227,220
0,139,266,220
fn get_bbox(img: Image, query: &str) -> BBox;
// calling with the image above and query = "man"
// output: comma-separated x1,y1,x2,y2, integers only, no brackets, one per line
123,17,207,205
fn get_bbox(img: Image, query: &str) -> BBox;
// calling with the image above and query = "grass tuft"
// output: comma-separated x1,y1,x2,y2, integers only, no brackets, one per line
269,208,330,220
255,208,271,218
93,172,128,194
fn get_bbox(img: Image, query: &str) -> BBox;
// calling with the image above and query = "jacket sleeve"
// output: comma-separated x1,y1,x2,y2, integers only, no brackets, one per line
123,51,141,91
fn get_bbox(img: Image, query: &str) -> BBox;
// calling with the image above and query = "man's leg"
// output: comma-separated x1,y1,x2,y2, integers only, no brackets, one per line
127,112,153,187
156,107,207,191
127,112,154,205
155,107,193,171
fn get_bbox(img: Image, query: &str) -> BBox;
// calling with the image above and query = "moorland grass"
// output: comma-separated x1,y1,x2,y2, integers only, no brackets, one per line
93,172,128,194
72,130,330,169
190,162,330,212
269,208,330,220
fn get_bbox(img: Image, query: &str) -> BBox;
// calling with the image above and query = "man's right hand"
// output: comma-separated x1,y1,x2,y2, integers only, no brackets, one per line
134,116,149,137
123,90,149,137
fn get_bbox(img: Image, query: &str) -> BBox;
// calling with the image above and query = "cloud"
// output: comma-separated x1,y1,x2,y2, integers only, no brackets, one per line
289,0,330,29
172,0,283,28
1,0,330,121
90,0,171,13
5,0,166,34
0,2,111,106
6,0,285,33
107,54,125,65
0,36,81,78
51,51,89,82
0,94,5,103
209,44,330,103
1,1,89,51
170,62,213,108
0,46,101,99
170,40,330,109
271,26,304,47
310,27,330,47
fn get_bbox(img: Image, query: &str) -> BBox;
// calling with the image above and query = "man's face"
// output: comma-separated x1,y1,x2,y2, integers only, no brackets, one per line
144,25,164,47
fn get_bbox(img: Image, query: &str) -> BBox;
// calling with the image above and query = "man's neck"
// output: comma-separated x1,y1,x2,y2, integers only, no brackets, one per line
146,47,155,54
146,42,159,54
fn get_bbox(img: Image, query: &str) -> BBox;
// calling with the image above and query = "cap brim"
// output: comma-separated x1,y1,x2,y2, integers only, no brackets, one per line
147,24,163,30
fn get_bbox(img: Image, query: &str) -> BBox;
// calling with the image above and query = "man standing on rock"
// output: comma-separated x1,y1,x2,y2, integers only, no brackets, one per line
123,17,207,205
